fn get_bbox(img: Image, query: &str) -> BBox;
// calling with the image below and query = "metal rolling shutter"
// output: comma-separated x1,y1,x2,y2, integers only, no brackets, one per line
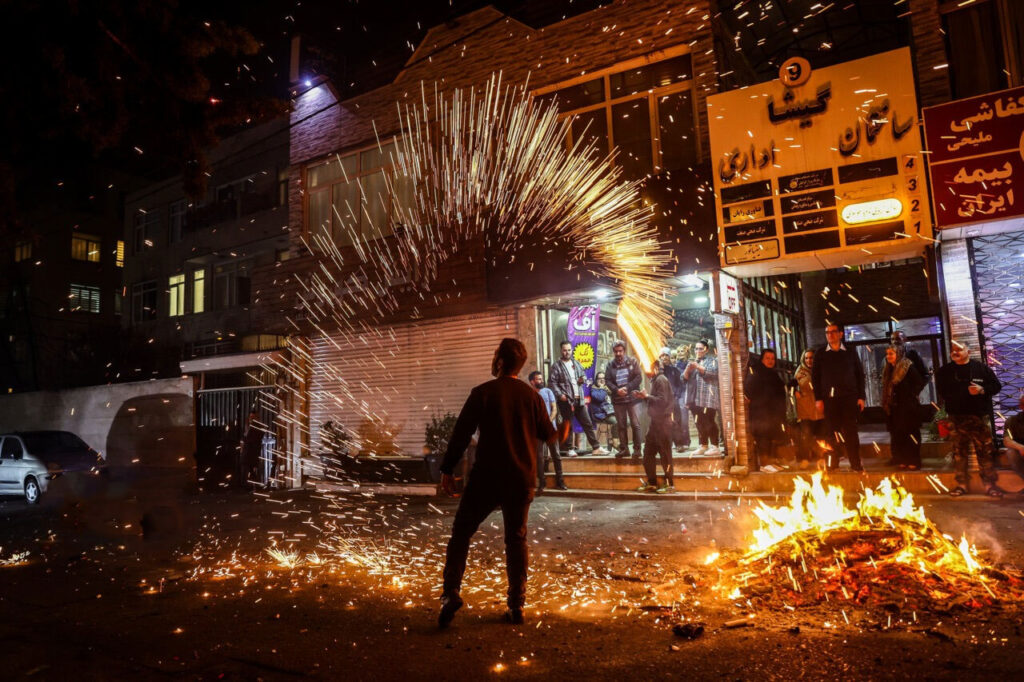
310,309,520,454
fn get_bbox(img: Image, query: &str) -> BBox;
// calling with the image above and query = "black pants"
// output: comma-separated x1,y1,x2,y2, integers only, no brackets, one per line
823,398,861,470
797,419,824,461
694,407,719,446
750,420,782,469
536,439,563,489
613,401,642,455
557,400,599,450
672,400,690,447
643,418,673,486
442,482,532,608
889,423,921,468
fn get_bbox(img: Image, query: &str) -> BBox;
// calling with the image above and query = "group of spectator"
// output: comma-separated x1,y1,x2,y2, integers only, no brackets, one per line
531,338,724,494
745,323,1018,498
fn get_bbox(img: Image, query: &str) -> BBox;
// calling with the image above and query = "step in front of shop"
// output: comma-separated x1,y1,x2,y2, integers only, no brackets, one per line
556,454,725,474
544,469,1024,497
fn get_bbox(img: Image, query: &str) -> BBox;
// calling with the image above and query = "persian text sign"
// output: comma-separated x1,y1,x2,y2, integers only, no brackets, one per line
923,86,1024,228
567,305,600,411
708,48,930,275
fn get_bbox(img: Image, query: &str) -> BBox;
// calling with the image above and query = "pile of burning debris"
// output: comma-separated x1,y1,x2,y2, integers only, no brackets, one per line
705,474,1024,619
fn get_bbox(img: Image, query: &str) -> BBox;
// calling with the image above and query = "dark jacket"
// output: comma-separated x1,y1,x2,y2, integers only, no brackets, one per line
935,359,1001,417
605,356,642,404
588,384,613,421
661,363,684,399
645,373,674,423
440,376,557,493
884,363,926,431
548,357,587,404
811,345,866,402
744,361,787,428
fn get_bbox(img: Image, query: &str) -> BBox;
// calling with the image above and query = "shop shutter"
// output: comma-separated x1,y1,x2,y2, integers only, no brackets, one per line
309,309,520,454
971,232,1024,431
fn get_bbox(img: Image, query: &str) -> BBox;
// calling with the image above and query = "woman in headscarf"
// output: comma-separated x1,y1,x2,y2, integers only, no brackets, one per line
791,348,824,468
882,343,927,470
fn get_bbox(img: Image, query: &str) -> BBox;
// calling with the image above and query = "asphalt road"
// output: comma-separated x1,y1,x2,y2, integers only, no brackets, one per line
1,484,1023,680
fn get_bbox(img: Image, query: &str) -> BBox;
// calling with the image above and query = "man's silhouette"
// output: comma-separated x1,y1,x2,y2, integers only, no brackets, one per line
437,338,563,628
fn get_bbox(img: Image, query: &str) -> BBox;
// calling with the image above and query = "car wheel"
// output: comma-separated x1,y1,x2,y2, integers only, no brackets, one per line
24,476,41,504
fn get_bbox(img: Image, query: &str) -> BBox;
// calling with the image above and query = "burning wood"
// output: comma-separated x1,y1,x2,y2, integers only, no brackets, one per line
708,473,1024,615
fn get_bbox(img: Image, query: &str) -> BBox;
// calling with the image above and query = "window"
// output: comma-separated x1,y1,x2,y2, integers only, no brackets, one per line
943,0,1024,98
168,200,187,243
213,260,250,309
1,437,23,460
192,268,206,314
132,210,159,253
71,233,101,262
278,168,289,207
131,281,158,322
68,284,101,313
305,141,404,246
533,51,698,180
115,240,125,268
168,274,185,316
14,241,31,262
114,289,123,316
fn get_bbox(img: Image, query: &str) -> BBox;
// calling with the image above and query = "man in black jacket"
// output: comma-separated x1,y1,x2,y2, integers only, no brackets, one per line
935,340,1004,498
548,341,606,456
437,338,563,628
605,340,643,459
635,360,675,493
812,323,866,471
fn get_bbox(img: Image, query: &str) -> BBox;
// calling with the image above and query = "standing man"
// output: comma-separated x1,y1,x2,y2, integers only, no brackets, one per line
529,370,567,493
683,339,721,456
635,360,676,493
812,323,866,472
438,339,563,629
548,341,607,456
659,348,687,452
605,340,643,460
935,340,1004,498
891,330,929,380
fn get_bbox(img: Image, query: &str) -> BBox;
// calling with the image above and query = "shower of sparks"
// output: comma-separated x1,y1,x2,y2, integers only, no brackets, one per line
261,72,674,469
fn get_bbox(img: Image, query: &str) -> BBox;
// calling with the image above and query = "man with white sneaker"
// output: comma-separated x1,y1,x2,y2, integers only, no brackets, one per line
548,341,608,456
683,339,721,456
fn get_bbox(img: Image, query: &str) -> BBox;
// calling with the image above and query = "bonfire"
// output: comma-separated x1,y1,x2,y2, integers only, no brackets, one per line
711,473,1023,614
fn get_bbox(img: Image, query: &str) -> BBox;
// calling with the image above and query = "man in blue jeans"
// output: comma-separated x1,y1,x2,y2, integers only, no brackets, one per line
530,370,566,492
438,338,563,629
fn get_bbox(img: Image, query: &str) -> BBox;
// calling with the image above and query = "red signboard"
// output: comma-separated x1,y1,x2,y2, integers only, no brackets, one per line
924,86,1024,228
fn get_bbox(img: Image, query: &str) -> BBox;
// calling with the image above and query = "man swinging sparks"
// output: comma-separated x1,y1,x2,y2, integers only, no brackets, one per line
437,338,569,628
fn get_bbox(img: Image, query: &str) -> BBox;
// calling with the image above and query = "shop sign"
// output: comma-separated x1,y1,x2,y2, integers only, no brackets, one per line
923,85,1024,228
708,48,931,276
712,271,741,315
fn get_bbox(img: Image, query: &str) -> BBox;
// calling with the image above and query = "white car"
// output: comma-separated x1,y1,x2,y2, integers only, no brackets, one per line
0,431,104,503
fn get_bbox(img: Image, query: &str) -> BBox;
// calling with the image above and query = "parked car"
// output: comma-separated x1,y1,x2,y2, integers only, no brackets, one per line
0,431,104,503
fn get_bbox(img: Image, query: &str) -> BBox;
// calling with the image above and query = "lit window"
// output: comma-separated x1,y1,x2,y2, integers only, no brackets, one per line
71,233,101,262
192,269,205,314
14,241,32,262
169,274,185,317
115,240,125,268
68,284,101,313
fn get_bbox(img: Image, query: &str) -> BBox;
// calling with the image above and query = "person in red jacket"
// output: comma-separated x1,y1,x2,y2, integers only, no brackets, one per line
437,338,564,629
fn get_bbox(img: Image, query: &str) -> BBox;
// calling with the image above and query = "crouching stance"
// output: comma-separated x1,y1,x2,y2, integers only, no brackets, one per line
438,338,562,628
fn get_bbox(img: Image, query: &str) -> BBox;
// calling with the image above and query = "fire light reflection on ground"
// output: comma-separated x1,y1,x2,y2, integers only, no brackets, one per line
182,475,1024,636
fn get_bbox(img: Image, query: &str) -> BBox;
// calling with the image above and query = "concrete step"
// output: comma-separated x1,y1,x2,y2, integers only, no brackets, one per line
556,454,725,474
775,440,950,460
544,468,1023,496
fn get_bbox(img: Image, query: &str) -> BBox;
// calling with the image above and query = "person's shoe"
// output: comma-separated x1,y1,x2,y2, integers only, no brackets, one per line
636,484,657,492
949,486,968,497
591,446,609,456
504,607,525,625
797,459,810,470
614,450,629,459
986,485,1005,499
565,449,578,457
630,454,642,462
555,481,568,491
656,485,676,494
438,593,464,629
705,445,720,456
692,445,708,456
535,487,544,495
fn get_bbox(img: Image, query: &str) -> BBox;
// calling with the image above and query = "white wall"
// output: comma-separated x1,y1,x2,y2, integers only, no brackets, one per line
0,378,194,468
